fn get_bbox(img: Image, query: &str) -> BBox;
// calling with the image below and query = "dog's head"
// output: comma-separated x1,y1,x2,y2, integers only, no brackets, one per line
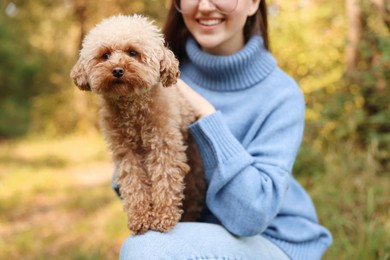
70,15,179,96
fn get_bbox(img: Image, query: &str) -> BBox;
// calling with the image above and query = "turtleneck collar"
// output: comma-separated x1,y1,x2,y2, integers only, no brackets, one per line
181,35,277,92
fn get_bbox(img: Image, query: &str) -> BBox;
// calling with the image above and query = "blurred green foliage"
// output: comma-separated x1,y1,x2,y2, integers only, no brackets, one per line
270,0,390,172
349,0,390,170
0,10,42,136
319,0,390,171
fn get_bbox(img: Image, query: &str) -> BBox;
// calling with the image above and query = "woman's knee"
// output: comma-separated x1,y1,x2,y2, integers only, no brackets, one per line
119,223,290,260
120,231,164,259
119,228,196,260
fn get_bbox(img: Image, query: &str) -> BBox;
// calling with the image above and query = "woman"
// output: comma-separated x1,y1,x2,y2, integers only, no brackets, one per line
118,0,333,259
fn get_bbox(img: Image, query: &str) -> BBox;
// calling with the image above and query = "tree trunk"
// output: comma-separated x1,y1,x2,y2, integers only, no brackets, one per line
71,0,88,49
345,0,362,72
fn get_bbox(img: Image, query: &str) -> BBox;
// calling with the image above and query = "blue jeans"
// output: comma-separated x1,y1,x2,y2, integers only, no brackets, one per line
120,222,290,260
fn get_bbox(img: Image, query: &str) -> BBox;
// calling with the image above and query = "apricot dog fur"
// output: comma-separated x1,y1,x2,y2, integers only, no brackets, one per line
70,15,204,234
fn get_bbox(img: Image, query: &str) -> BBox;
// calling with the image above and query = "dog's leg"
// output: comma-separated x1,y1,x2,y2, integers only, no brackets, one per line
117,154,152,234
145,130,190,232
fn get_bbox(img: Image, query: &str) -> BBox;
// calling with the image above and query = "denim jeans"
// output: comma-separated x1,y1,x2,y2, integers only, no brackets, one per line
120,222,290,260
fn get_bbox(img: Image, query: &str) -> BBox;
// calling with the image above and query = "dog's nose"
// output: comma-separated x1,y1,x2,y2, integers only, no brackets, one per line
112,67,124,78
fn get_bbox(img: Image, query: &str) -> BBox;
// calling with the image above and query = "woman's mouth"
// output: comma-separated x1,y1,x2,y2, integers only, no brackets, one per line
197,19,223,26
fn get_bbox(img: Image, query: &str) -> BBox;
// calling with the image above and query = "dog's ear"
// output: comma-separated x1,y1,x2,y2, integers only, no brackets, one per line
70,58,91,91
160,48,180,88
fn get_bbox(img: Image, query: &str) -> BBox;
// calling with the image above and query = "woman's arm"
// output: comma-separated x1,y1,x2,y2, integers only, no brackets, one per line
186,85,305,237
176,79,216,119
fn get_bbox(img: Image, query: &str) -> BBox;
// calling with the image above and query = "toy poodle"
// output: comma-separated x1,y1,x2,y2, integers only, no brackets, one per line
70,14,205,234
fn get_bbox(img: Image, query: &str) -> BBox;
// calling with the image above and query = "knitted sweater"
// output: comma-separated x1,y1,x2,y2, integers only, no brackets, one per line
180,35,332,260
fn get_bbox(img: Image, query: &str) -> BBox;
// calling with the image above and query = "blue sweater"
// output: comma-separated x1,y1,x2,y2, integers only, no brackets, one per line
180,35,332,260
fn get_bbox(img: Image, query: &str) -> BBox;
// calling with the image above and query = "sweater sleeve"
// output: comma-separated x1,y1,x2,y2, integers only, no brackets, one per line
189,90,305,237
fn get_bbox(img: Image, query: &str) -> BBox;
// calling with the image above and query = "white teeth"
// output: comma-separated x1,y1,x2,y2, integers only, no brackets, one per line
199,19,222,26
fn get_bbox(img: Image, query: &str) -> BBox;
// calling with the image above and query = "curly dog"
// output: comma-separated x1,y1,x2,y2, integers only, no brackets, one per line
70,14,204,234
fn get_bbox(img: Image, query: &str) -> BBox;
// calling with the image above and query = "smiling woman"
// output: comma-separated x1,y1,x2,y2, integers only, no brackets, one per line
116,0,332,259
165,0,269,59
177,0,260,55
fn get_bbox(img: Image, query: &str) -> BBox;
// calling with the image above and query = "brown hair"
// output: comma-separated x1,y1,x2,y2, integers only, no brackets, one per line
162,0,269,61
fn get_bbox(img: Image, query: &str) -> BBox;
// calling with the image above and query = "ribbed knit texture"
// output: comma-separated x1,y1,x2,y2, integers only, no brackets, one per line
183,36,276,91
188,111,248,172
181,35,332,260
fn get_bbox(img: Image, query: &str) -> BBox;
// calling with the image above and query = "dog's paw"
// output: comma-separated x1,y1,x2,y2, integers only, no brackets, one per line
150,218,177,233
150,209,181,232
127,209,153,235
128,219,151,235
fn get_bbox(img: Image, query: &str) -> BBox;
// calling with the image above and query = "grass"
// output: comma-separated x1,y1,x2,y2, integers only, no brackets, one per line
0,134,128,260
0,134,389,259
295,140,390,260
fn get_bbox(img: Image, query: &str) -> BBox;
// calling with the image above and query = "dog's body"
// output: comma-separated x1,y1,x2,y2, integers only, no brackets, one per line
70,15,204,234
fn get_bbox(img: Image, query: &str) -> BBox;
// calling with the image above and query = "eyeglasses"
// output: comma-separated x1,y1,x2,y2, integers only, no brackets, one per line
174,0,238,14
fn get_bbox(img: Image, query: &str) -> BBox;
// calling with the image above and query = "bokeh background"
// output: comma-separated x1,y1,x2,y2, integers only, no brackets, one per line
0,0,389,259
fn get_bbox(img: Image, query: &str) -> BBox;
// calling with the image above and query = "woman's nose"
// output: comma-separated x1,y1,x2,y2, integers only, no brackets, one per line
198,0,217,11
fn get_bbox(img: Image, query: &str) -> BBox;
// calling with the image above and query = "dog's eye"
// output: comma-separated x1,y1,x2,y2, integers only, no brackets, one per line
102,53,110,59
127,50,139,57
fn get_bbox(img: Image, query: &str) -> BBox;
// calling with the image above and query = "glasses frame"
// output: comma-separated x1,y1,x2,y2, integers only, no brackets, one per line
174,0,238,14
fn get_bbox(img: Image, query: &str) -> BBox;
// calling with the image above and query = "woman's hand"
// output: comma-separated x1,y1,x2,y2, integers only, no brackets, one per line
177,79,216,119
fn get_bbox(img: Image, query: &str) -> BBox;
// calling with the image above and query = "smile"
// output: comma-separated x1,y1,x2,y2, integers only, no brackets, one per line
197,19,223,26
